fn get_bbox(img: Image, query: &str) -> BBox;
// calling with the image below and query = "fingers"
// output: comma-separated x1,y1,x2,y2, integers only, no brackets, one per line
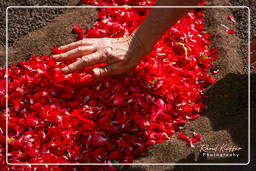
92,64,122,78
61,52,104,74
58,38,95,51
53,46,95,61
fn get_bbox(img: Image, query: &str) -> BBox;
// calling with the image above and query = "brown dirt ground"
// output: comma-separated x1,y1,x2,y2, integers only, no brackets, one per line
0,0,255,170
0,4,97,67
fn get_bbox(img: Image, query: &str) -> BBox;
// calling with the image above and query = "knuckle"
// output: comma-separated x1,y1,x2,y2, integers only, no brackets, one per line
59,53,66,58
102,47,113,57
67,65,73,72
91,45,97,51
95,39,104,49
81,56,89,64
98,54,106,63
77,46,84,52
117,56,129,64
118,55,127,62
81,39,87,45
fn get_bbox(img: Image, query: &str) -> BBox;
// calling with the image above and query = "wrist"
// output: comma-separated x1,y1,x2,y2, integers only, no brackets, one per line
127,29,153,57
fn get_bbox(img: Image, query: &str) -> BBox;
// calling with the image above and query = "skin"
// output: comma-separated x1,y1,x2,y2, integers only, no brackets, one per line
52,0,202,78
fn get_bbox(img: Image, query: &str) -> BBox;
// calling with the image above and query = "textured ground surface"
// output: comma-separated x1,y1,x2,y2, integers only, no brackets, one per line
0,0,82,46
0,0,255,170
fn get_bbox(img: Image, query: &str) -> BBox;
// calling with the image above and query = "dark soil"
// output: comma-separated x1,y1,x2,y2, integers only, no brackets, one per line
230,0,256,40
229,0,255,73
0,1,97,67
0,0,255,171
0,0,82,46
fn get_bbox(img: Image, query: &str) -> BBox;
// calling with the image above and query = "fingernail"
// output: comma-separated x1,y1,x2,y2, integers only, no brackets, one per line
58,46,62,50
61,67,68,73
52,56,60,61
93,68,100,76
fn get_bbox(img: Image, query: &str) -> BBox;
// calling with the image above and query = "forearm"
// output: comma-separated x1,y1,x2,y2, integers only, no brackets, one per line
132,0,201,53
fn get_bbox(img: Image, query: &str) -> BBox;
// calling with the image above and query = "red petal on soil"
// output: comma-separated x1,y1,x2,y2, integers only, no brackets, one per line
226,29,235,34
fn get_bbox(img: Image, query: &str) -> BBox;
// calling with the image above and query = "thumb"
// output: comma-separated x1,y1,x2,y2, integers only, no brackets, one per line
92,64,119,78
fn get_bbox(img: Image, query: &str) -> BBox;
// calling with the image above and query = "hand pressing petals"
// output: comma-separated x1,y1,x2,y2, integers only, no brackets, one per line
52,35,147,78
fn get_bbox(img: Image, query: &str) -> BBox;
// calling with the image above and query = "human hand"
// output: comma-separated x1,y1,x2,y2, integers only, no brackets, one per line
52,35,146,78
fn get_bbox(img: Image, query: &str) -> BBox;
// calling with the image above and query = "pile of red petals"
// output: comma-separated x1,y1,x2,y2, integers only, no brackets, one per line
0,0,219,170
